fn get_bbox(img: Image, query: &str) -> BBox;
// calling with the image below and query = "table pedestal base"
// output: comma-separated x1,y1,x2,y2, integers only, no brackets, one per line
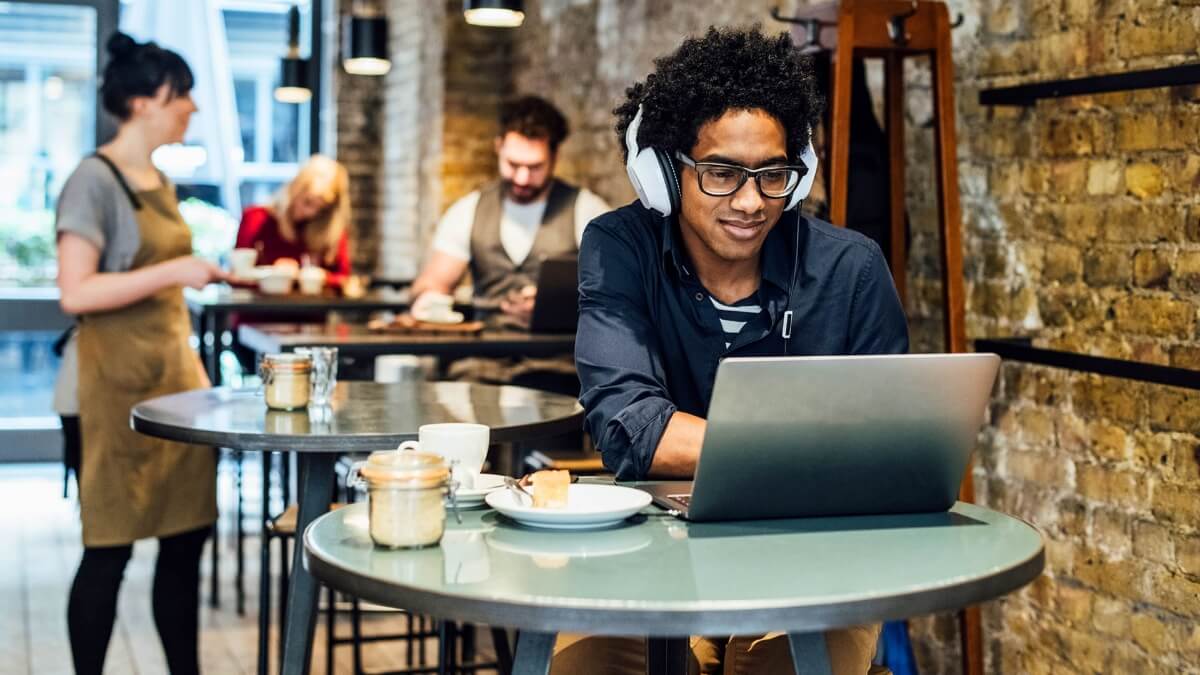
280,453,337,675
789,631,833,675
513,631,556,675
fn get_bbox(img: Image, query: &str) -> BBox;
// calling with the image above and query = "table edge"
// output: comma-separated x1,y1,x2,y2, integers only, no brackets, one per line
302,509,1046,636
129,386,584,451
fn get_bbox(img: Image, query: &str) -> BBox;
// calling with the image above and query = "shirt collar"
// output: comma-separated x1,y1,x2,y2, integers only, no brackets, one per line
660,210,802,293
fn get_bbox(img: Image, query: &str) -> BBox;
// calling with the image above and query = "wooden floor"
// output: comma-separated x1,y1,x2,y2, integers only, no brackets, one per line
0,462,498,675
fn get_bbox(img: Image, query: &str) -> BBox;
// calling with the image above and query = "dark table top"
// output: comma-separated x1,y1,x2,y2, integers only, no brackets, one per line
185,284,414,314
131,381,584,452
237,323,576,359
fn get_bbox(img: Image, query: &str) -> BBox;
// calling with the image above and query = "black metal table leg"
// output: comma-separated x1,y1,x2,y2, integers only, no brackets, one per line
257,452,273,675
788,632,833,675
236,450,246,615
202,299,219,610
280,452,337,675
490,627,513,675
646,638,689,675
210,309,227,386
462,623,476,667
210,497,220,607
511,631,555,675
438,621,454,675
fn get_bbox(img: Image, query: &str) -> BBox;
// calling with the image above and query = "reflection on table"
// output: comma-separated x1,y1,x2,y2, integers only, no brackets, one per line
237,322,576,361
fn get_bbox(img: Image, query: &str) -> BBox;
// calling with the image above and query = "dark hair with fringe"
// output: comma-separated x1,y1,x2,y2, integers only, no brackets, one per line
614,26,823,163
498,95,570,152
101,32,194,120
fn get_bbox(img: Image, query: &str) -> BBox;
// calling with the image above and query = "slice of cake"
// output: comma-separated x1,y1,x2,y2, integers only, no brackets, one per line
530,470,570,509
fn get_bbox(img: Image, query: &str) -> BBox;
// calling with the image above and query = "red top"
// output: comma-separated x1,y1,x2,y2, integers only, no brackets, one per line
235,206,351,286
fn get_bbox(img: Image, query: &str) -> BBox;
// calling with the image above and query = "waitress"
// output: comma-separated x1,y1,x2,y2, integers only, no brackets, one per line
55,32,226,675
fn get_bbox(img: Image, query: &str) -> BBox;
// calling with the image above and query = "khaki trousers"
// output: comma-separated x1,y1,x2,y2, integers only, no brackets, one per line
550,625,889,675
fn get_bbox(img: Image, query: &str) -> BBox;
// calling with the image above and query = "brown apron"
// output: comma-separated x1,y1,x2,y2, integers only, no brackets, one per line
76,183,216,547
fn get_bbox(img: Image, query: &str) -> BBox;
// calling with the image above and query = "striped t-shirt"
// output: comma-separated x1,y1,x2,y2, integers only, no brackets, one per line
710,295,763,349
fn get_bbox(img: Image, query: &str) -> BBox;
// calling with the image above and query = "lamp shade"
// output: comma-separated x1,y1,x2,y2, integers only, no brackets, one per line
274,6,311,103
463,0,524,27
343,15,390,76
275,56,311,103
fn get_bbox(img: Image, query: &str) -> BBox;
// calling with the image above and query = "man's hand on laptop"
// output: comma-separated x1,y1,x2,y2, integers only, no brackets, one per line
500,284,537,327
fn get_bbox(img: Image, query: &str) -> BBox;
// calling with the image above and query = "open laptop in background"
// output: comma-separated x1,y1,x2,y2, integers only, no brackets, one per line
468,256,579,333
527,256,578,334
641,353,1001,521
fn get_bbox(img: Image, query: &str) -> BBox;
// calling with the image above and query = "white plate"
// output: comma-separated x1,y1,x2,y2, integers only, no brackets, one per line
484,484,652,530
411,310,465,325
451,473,505,507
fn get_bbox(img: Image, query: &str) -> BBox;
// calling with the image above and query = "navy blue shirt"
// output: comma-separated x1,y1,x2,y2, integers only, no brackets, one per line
576,201,910,480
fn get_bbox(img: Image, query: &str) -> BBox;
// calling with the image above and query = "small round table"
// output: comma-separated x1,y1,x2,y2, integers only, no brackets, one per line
131,381,584,675
305,498,1044,675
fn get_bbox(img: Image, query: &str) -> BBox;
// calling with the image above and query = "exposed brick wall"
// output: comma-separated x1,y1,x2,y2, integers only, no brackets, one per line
359,0,513,279
440,0,515,212
923,0,1200,672
335,0,386,274
376,0,446,280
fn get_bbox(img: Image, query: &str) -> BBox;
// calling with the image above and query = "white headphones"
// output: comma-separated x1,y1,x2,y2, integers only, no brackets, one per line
624,104,818,216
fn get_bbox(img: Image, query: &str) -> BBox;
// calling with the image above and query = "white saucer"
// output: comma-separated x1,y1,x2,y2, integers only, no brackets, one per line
484,484,652,530
412,310,465,325
451,473,505,507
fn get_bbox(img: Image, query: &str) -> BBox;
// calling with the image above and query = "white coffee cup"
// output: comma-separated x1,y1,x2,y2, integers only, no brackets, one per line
397,422,489,489
230,248,258,277
297,267,326,295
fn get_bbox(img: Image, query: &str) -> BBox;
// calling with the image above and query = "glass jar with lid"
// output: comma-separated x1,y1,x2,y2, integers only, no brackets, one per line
349,450,458,549
260,353,312,410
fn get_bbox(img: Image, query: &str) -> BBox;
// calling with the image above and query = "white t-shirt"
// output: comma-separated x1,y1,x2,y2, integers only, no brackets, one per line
430,187,611,265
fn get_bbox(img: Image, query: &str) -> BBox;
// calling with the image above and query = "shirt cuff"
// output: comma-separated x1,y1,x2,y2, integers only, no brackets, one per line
603,397,677,480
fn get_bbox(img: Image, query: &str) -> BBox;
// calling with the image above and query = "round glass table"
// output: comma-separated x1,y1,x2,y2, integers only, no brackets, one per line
305,496,1044,675
131,381,584,675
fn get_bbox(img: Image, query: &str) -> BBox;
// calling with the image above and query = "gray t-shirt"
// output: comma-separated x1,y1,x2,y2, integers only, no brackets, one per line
52,156,146,415
55,155,143,273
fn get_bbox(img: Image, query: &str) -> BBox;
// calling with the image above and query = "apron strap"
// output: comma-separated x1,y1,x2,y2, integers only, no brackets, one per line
92,152,142,211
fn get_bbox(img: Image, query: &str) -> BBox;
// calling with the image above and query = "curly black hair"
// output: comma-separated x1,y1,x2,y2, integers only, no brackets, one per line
614,26,823,163
499,95,570,152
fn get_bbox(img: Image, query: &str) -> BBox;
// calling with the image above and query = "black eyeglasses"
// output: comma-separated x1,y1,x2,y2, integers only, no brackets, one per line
675,152,807,199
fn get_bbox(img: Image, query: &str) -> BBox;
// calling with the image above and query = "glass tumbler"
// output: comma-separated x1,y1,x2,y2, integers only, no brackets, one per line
296,346,338,406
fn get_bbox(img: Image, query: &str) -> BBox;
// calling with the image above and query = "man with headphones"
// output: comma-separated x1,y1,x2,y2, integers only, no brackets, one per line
566,27,907,674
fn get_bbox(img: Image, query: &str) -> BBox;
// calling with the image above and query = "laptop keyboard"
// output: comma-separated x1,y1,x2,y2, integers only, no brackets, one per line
668,494,692,508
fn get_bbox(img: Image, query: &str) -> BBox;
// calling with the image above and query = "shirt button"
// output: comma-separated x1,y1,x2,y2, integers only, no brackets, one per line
694,292,704,301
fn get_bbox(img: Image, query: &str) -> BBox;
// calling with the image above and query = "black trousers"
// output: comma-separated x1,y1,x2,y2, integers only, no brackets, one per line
67,525,210,675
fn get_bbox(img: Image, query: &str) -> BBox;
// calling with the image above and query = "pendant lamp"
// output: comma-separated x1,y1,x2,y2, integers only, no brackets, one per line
274,6,311,103
343,3,390,76
463,0,524,28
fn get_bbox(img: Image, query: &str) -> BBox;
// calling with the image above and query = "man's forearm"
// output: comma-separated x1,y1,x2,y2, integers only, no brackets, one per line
647,411,706,478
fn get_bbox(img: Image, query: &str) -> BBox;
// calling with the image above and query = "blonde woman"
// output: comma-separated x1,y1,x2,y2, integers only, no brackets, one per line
235,154,352,284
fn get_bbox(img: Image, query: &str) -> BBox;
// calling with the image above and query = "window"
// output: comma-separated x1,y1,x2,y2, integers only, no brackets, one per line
0,0,114,461
0,2,100,288
221,1,312,214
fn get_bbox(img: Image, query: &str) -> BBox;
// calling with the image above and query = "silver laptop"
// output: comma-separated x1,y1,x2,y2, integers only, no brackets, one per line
644,353,1000,521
